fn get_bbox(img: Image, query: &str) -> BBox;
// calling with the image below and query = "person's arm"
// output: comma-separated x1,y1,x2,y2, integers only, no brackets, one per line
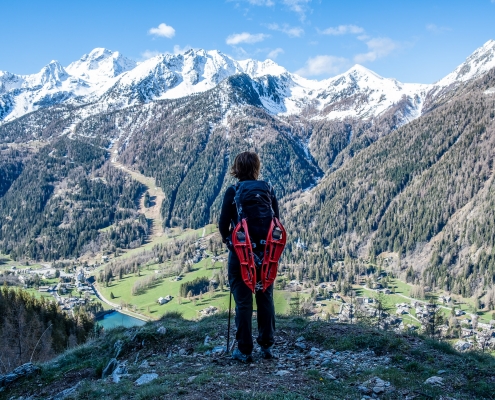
271,187,280,220
218,186,236,242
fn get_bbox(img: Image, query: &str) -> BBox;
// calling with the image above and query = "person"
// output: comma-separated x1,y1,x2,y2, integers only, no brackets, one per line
218,151,280,362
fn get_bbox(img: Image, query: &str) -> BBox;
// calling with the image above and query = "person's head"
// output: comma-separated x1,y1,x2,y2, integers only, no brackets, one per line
230,151,260,181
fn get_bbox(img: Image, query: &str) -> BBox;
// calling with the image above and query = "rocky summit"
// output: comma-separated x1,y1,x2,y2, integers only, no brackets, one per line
1,313,494,399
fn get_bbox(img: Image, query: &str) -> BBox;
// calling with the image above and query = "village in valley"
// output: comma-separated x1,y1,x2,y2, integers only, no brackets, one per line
5,262,102,315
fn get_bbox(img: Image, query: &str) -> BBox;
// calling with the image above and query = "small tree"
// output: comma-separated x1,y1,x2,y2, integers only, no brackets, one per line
289,292,302,316
422,298,444,338
144,191,150,208
373,292,393,328
110,292,115,299
349,290,356,324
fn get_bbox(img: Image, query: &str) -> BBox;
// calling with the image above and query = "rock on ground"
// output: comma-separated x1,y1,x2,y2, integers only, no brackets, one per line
135,373,158,386
425,376,444,386
101,358,118,379
157,326,167,335
358,376,392,396
112,362,129,383
0,363,40,387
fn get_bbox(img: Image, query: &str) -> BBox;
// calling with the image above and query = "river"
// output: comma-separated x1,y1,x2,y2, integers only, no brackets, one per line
96,310,146,330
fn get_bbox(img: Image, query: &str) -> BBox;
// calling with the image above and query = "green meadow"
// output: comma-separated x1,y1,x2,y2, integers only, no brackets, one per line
97,251,295,320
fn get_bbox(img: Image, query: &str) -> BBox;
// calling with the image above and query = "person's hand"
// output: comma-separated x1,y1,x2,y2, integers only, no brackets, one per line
225,235,234,251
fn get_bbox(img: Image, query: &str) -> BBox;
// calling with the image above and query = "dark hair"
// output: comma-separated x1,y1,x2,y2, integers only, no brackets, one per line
230,151,260,181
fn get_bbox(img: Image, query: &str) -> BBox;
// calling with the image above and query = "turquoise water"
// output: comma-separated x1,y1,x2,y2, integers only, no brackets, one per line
97,311,146,330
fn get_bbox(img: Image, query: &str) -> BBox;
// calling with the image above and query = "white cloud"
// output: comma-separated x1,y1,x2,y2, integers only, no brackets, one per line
141,50,162,60
319,24,364,36
426,24,451,34
267,48,284,59
282,0,312,20
296,55,349,77
354,37,398,63
226,32,269,45
267,23,304,37
148,23,176,38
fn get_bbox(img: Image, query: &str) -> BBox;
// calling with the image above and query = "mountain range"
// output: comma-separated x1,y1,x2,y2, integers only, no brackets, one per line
1,40,495,301
2,40,494,126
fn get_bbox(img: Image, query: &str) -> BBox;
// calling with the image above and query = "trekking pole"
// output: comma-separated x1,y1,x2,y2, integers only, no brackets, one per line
226,289,232,354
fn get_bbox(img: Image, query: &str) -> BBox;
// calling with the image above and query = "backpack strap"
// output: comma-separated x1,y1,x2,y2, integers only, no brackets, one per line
232,182,243,222
267,180,275,218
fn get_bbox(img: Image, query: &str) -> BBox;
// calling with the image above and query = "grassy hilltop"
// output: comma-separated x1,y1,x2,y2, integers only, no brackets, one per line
1,314,494,400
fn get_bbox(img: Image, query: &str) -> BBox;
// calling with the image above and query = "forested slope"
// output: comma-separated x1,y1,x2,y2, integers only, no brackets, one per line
0,286,95,374
287,68,495,294
0,137,147,260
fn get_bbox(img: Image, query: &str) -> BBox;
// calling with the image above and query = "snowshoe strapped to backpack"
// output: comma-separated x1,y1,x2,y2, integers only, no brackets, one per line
260,217,286,291
232,219,257,292
230,181,286,293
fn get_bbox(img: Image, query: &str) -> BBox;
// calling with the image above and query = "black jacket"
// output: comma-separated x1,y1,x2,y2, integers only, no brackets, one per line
218,180,280,244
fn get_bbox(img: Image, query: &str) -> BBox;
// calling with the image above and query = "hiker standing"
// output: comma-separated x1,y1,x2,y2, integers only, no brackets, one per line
219,151,281,362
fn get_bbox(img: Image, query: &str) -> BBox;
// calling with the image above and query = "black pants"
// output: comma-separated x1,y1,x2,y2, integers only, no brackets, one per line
228,250,275,355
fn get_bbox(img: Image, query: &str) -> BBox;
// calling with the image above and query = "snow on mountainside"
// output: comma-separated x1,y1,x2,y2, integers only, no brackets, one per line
0,61,90,122
421,39,495,110
101,49,244,105
239,58,288,77
1,40,495,125
265,65,429,122
436,39,495,87
66,48,136,88
0,71,24,94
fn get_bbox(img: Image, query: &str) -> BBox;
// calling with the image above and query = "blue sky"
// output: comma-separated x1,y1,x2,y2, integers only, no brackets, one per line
1,0,494,83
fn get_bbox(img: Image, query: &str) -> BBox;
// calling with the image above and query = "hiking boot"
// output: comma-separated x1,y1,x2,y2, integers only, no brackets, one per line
232,348,253,363
261,346,277,359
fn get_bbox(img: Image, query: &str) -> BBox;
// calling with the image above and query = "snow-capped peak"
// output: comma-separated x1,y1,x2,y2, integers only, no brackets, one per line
107,49,249,102
435,39,495,87
26,60,69,87
320,64,401,90
66,48,136,82
239,58,288,78
347,64,382,78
